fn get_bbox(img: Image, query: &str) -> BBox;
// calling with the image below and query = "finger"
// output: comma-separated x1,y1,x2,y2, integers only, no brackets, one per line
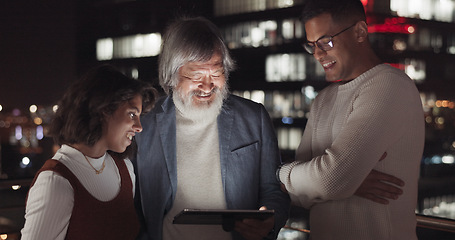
363,179,403,196
375,182,403,195
371,170,405,187
368,188,401,200
360,193,390,205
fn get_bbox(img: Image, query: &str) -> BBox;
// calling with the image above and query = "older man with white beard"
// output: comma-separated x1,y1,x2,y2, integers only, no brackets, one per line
133,16,290,240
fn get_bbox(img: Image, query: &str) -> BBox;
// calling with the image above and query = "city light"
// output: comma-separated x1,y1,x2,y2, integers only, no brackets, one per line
282,117,294,124
36,125,44,140
442,155,455,164
368,23,416,34
12,108,20,116
15,125,22,140
21,157,31,168
33,117,43,125
435,100,455,108
29,104,37,113
96,33,162,61
250,90,265,105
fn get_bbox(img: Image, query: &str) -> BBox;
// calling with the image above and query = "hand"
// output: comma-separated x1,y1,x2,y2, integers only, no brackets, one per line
234,206,275,240
355,152,405,204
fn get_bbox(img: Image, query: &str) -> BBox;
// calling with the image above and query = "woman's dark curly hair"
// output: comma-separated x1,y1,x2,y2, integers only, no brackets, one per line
50,64,157,159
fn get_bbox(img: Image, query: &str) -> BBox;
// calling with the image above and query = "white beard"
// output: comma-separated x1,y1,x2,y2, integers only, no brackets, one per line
173,85,228,124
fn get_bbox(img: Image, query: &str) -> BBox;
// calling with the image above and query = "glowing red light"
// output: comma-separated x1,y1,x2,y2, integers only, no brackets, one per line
368,18,416,34
388,63,405,70
406,25,415,34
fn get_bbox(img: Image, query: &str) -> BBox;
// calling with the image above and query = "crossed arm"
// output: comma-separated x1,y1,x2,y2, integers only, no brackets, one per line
354,152,405,204
280,152,406,205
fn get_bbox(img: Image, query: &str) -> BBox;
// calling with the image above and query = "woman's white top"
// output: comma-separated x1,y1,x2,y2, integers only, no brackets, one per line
20,144,136,240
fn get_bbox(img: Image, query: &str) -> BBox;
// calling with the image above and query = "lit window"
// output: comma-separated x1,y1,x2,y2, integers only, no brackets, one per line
250,90,265,104
97,33,161,61
404,58,426,82
266,53,308,82
390,0,454,22
97,38,114,60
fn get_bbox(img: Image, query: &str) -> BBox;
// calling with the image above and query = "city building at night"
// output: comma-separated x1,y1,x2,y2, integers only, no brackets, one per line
1,0,455,239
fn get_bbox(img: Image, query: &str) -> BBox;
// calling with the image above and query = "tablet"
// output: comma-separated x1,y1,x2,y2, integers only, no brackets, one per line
173,209,275,231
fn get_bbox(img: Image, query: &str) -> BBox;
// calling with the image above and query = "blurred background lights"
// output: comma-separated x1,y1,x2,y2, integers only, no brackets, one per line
436,117,445,125
11,185,21,190
131,67,139,79
12,108,20,116
442,155,455,164
29,104,37,113
96,33,162,61
53,105,59,112
303,86,316,100
250,90,265,105
431,155,443,164
0,234,7,240
0,104,3,112
282,117,294,124
407,25,415,33
33,117,43,125
36,125,44,140
15,125,22,140
449,46,455,54
21,157,31,168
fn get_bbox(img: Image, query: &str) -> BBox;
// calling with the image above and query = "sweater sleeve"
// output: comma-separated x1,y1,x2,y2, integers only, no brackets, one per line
21,171,74,240
280,69,420,208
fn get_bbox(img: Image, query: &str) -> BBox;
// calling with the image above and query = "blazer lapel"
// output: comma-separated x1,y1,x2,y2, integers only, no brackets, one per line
157,97,178,196
218,96,234,197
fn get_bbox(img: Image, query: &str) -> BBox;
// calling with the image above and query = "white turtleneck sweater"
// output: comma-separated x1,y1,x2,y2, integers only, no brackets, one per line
21,144,135,240
280,64,424,240
162,97,232,240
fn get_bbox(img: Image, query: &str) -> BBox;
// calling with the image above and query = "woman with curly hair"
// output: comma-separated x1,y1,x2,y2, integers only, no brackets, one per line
21,65,157,240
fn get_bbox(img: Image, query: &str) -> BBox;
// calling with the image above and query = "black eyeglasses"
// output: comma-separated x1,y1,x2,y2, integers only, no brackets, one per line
303,23,356,55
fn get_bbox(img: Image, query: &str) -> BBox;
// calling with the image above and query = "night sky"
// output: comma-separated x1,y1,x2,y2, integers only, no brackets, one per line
0,1,77,111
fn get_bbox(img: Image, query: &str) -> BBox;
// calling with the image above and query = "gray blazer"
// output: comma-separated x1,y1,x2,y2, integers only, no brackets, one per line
134,94,290,240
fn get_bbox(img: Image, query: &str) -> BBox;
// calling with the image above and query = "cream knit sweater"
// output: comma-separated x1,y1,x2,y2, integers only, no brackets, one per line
280,64,424,240
162,101,231,240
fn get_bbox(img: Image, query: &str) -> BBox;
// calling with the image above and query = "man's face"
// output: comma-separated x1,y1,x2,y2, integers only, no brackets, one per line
305,13,358,82
176,52,227,108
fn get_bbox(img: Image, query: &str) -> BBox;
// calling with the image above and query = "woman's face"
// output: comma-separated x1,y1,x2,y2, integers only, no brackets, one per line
103,94,143,153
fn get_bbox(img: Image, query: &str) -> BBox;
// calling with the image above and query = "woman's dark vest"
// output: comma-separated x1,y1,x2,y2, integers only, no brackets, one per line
30,155,140,240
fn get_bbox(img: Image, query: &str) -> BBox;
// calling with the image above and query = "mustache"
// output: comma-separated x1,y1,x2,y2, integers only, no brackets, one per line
189,87,220,97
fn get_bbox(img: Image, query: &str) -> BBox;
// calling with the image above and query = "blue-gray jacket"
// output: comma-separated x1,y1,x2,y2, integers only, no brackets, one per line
134,94,290,240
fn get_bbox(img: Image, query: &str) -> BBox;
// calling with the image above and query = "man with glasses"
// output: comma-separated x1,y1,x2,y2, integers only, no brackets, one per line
277,0,424,239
